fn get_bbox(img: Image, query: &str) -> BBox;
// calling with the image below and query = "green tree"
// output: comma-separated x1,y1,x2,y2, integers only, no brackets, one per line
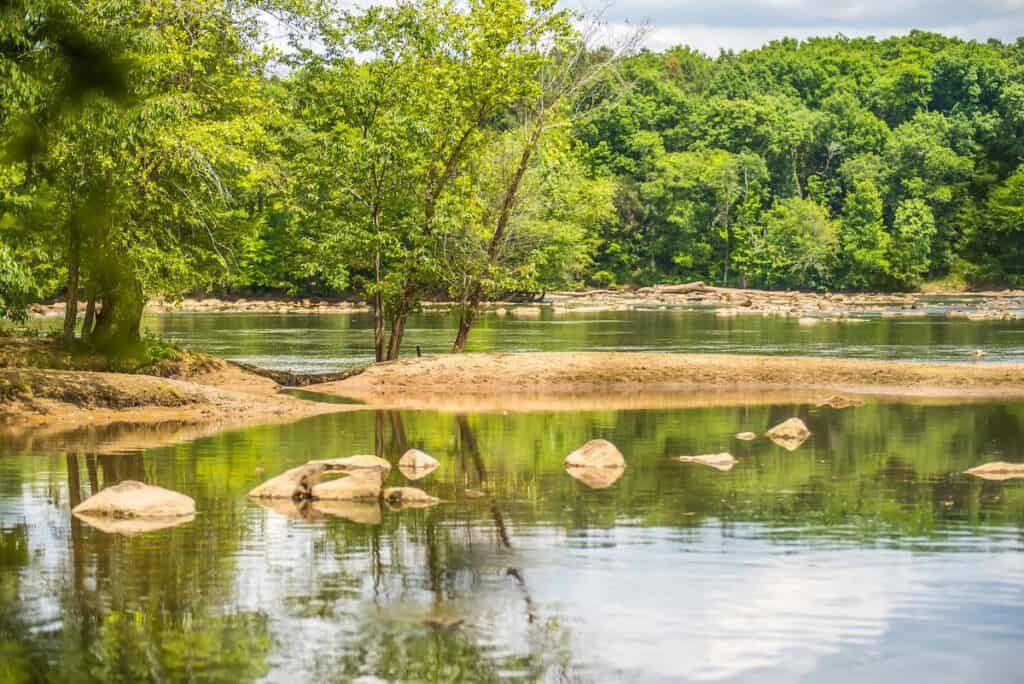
887,199,937,288
839,181,891,289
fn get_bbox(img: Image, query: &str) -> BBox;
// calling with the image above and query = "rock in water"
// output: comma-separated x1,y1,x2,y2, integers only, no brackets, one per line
309,454,392,474
964,462,1024,481
765,418,811,451
399,449,439,470
383,487,440,508
676,453,737,471
72,480,195,521
398,449,440,480
566,466,625,489
735,432,757,441
816,395,864,409
311,473,383,501
247,463,327,500
563,439,626,469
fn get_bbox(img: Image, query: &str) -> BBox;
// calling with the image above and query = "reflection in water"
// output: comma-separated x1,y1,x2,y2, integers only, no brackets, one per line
0,402,1023,681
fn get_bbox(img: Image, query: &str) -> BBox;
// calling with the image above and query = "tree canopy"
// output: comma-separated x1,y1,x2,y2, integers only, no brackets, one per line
2,1,1024,353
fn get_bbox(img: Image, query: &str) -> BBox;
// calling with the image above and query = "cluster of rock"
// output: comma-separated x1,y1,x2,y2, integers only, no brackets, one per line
248,451,442,512
674,416,816,473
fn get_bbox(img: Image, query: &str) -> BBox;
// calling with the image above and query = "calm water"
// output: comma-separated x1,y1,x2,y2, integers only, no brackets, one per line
2,401,1023,682
141,307,1024,372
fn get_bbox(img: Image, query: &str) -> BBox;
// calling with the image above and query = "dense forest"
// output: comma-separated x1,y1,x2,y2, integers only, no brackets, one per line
2,0,1024,356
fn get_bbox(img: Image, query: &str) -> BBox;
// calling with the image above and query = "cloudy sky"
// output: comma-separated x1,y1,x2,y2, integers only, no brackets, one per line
564,0,1024,54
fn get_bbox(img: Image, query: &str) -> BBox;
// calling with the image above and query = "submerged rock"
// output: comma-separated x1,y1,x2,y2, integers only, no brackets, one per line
383,487,440,508
765,417,811,451
563,439,626,469
310,500,382,525
464,489,486,498
311,472,383,501
247,463,326,500
398,449,440,480
735,432,757,441
964,461,1024,481
72,480,195,520
676,453,737,472
817,395,864,409
566,466,625,489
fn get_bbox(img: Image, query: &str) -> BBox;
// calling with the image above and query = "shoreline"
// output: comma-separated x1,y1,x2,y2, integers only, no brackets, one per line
24,283,1024,320
5,348,1024,449
305,352,1024,412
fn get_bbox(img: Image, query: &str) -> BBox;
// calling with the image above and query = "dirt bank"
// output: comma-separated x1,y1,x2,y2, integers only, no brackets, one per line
0,338,357,447
305,352,1024,412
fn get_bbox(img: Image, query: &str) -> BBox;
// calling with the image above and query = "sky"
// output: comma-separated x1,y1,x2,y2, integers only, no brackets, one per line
564,0,1024,54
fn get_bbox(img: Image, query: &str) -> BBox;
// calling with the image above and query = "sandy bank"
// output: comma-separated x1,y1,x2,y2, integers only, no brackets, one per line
0,345,356,450
305,352,1024,412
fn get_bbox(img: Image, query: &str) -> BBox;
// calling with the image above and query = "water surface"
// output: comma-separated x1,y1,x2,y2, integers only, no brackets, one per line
2,401,1023,682
141,308,1024,372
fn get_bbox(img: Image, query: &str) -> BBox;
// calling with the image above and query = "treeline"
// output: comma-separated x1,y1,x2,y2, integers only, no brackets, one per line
2,0,1024,356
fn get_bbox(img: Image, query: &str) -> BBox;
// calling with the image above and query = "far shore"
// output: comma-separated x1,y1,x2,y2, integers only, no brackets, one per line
24,282,1024,321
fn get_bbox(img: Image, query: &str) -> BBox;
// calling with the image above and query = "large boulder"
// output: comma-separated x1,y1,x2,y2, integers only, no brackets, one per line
964,461,1024,481
247,463,327,500
72,480,195,519
311,473,383,501
383,487,440,509
676,453,737,472
563,439,626,469
765,418,811,451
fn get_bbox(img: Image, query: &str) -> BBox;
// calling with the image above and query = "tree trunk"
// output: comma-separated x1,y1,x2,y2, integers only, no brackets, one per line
451,307,475,353
451,113,546,354
373,250,385,363
91,269,145,353
386,285,414,361
81,283,97,340
63,228,80,343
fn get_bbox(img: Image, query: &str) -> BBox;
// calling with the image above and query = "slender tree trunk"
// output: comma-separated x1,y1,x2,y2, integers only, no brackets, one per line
81,282,97,341
451,113,546,353
63,227,80,343
373,249,385,363
386,284,414,361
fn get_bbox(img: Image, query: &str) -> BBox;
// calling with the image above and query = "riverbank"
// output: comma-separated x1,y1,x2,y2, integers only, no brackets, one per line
25,283,1024,320
0,338,357,446
305,352,1024,412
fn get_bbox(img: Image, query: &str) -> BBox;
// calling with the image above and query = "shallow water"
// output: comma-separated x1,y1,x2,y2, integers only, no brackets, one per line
2,401,1023,682
142,307,1024,372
